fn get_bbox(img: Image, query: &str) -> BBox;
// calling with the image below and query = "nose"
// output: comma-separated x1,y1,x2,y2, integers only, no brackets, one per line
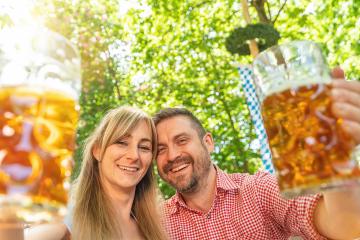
126,144,139,161
167,145,181,162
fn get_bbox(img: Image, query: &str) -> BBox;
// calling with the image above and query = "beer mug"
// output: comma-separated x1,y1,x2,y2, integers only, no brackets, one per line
0,26,80,223
253,40,360,198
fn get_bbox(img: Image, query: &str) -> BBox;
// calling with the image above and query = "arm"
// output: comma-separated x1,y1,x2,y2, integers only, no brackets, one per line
314,68,360,239
0,222,24,240
24,223,70,240
315,190,360,239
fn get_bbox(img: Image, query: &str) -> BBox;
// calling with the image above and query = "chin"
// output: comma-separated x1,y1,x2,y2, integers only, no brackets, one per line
172,181,191,191
115,179,139,189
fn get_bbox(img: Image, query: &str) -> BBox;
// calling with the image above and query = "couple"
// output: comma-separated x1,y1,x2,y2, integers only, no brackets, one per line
28,69,360,239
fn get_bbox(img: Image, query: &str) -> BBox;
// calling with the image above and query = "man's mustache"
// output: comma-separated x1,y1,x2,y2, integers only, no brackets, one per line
163,156,193,174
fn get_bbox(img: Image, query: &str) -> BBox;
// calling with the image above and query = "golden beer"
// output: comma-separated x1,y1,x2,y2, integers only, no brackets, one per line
0,85,79,222
261,83,360,193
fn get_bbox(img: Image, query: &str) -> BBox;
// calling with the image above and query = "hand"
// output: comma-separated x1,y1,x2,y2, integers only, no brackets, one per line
313,67,360,240
331,67,360,144
24,223,70,240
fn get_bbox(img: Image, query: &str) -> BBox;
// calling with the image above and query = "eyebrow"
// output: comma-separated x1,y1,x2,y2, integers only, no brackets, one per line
174,133,190,140
117,135,152,143
158,133,190,147
140,138,152,143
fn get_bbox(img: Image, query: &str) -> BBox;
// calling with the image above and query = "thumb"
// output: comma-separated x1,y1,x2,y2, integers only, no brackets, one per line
331,66,345,79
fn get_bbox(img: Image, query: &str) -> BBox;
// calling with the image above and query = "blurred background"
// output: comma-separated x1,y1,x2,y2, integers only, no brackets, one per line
1,0,358,198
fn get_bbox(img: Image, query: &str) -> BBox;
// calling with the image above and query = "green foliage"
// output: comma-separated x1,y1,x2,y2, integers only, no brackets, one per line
225,23,280,55
27,0,359,198
275,0,360,79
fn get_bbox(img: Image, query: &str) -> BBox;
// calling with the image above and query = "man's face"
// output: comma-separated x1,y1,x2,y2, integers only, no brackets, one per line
156,116,214,193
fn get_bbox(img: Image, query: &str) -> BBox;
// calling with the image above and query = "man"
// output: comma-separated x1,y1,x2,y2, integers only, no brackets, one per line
153,69,360,239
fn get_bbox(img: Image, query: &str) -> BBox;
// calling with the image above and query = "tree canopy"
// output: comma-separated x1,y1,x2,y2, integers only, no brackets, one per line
3,0,358,198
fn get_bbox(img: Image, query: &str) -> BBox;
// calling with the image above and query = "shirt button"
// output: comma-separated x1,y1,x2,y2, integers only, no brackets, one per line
206,214,211,219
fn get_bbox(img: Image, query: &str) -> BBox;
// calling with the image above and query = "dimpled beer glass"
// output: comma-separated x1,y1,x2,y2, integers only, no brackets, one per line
0,26,80,224
253,40,360,198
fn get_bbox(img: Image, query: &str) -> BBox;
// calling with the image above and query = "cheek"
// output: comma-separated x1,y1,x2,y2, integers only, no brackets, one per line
141,153,153,167
99,162,111,178
104,147,125,160
155,156,165,169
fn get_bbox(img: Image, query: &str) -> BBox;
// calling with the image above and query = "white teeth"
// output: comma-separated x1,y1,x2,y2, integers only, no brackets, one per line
117,165,139,172
171,164,189,173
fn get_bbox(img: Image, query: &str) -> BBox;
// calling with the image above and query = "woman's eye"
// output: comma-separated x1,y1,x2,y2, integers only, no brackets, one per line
116,140,128,146
139,146,151,151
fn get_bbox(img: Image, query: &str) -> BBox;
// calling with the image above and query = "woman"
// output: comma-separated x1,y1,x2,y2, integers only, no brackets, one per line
26,106,167,240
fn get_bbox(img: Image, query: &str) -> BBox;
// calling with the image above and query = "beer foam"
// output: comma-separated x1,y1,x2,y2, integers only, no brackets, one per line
261,74,332,98
0,27,81,101
1,82,79,101
36,81,79,101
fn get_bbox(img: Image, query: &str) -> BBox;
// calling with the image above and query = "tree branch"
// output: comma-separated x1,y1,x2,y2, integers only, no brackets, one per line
194,0,211,8
272,0,288,24
251,0,271,24
106,53,122,100
207,53,249,172
266,1,272,22
241,0,259,57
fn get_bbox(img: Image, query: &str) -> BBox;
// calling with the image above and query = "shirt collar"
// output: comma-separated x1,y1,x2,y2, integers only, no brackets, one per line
166,165,239,215
215,166,239,191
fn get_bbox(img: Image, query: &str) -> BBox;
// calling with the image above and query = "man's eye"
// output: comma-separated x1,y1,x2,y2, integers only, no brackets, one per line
157,148,165,154
178,138,187,144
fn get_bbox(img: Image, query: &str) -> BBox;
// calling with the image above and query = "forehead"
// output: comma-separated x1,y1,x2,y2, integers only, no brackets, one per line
156,116,197,138
117,120,152,140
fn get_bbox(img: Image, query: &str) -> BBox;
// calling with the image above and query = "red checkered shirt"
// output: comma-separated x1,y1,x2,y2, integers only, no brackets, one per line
162,168,326,239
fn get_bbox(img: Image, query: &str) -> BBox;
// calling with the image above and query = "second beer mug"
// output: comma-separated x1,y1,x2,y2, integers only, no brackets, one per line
253,40,360,198
0,26,81,223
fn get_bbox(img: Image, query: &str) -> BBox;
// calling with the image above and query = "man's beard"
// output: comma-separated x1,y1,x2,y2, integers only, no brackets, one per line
162,148,211,193
177,168,198,193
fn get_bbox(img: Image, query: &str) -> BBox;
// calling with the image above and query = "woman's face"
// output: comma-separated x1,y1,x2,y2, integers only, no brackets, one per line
95,120,153,193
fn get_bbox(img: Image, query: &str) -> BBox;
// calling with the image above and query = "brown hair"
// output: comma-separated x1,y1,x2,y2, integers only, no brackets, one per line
153,108,206,138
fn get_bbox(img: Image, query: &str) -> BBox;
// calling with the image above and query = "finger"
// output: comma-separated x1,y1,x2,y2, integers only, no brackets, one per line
332,102,360,123
341,120,360,144
331,88,360,108
332,79,360,94
331,67,345,79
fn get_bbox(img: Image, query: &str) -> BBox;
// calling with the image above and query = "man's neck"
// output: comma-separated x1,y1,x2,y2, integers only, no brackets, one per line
181,165,217,213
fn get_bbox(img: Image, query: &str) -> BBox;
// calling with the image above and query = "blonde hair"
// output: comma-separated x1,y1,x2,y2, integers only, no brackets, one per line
72,106,167,240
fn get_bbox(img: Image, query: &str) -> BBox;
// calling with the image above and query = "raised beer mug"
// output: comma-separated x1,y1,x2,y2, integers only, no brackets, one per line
0,26,81,223
253,40,360,198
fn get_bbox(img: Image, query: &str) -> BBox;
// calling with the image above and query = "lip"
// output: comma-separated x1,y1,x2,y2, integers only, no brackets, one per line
116,164,140,172
163,156,193,174
169,163,190,174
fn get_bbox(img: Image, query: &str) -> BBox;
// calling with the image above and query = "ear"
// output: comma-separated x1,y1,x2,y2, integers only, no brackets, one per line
92,145,101,162
202,133,214,153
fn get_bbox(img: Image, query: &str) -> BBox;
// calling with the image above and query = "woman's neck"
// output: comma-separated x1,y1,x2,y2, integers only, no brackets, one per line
105,185,136,222
107,188,145,240
103,179,136,224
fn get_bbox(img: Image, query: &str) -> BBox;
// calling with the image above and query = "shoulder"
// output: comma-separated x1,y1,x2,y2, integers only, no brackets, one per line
227,170,277,188
224,170,281,204
163,194,177,207
162,195,177,215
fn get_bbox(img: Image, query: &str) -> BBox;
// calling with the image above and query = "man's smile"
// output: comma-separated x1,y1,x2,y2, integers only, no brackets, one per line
169,163,190,173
